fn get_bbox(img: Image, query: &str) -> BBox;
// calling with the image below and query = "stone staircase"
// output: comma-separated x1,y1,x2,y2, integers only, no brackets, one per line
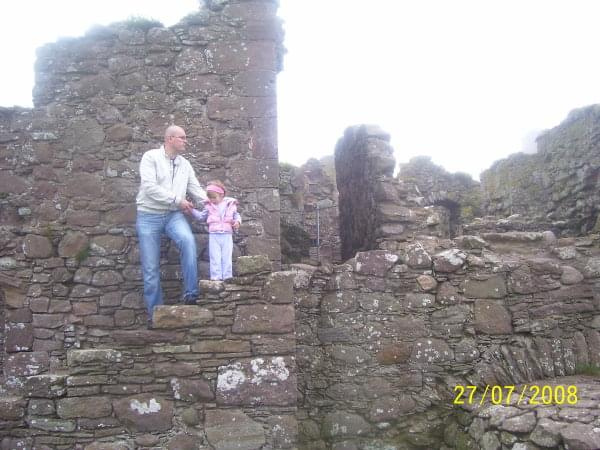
0,256,298,449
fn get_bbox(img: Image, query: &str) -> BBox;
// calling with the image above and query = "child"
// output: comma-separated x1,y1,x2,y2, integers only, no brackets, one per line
190,180,241,281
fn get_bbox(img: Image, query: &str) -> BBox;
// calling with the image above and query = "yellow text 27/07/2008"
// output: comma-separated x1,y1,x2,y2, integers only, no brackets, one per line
452,384,578,406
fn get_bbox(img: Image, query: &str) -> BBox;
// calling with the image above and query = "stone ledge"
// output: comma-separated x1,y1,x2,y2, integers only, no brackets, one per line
153,305,213,329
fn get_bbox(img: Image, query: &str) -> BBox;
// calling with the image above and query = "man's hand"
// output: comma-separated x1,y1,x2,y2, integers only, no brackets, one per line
178,198,194,214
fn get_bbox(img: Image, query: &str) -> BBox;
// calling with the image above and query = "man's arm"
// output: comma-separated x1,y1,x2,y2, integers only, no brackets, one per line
190,208,208,222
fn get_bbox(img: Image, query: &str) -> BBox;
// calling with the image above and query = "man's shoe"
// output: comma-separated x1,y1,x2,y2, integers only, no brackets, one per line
183,296,198,305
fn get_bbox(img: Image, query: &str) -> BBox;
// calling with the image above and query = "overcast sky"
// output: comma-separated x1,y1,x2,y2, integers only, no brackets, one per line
3,1,600,180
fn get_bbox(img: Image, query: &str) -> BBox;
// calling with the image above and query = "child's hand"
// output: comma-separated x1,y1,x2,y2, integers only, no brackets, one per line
232,221,240,231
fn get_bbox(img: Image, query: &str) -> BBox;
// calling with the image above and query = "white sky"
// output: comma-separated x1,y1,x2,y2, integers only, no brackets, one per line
3,1,600,180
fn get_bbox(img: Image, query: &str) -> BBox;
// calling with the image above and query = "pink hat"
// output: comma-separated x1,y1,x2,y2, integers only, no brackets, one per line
206,184,225,194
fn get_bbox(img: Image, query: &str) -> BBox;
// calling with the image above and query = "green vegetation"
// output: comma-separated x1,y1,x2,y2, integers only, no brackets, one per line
279,162,298,172
75,245,91,264
120,16,163,30
43,225,54,239
0,192,8,199
575,363,600,376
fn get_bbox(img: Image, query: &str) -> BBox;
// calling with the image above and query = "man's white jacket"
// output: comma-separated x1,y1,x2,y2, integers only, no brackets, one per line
136,146,207,213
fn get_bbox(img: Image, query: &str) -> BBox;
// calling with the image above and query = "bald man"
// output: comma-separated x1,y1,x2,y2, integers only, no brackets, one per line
136,125,207,327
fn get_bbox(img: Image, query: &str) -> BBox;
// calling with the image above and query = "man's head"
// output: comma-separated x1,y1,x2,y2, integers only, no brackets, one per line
164,125,187,155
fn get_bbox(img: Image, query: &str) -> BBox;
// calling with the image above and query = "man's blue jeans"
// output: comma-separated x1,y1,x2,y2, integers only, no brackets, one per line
136,210,199,318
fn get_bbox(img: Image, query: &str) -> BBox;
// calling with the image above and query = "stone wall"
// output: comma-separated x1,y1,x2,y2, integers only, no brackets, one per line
310,123,600,449
335,125,454,260
279,157,341,264
0,1,297,448
481,104,600,236
0,259,297,449
294,233,600,449
2,0,600,447
0,0,284,278
399,156,483,235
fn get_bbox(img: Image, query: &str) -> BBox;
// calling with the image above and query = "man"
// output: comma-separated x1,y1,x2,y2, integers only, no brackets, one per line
135,125,207,327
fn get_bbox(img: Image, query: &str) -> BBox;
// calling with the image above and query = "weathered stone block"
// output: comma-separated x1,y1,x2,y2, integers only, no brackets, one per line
409,338,454,364
233,70,277,97
169,378,214,402
207,95,276,121
321,290,358,313
560,265,584,284
322,411,372,438
105,123,133,142
216,357,296,406
367,396,416,422
417,274,438,291
205,409,266,450
28,399,55,417
66,209,101,227
249,117,278,159
70,285,103,298
376,343,413,364
22,234,53,258
90,235,127,255
232,304,294,334
166,434,198,450
246,237,282,261
404,293,435,309
26,417,76,432
383,317,428,338
67,349,123,367
192,339,251,353
474,300,513,334
436,282,463,305
267,414,298,449
0,396,26,421
207,41,278,72
91,270,124,286
7,308,33,323
235,254,273,275
0,171,29,193
378,203,416,222
354,250,398,276
64,173,103,198
113,394,174,432
58,231,89,258
5,323,34,352
111,309,133,326
462,276,507,299
57,396,112,419
173,47,211,75
404,243,433,269
153,306,213,329
84,442,133,450
329,345,371,365
433,249,466,273
22,375,66,398
104,205,136,225
32,313,65,329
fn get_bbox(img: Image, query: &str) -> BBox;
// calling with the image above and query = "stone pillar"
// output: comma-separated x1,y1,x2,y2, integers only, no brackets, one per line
334,125,396,260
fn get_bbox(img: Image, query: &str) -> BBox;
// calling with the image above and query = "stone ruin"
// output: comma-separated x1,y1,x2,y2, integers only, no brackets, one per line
279,157,341,265
1,1,600,449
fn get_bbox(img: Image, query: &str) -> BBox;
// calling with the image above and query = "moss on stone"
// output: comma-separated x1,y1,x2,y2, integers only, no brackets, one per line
120,16,163,30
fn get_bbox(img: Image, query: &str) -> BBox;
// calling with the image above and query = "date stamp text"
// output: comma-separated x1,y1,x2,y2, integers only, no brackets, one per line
453,384,578,406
